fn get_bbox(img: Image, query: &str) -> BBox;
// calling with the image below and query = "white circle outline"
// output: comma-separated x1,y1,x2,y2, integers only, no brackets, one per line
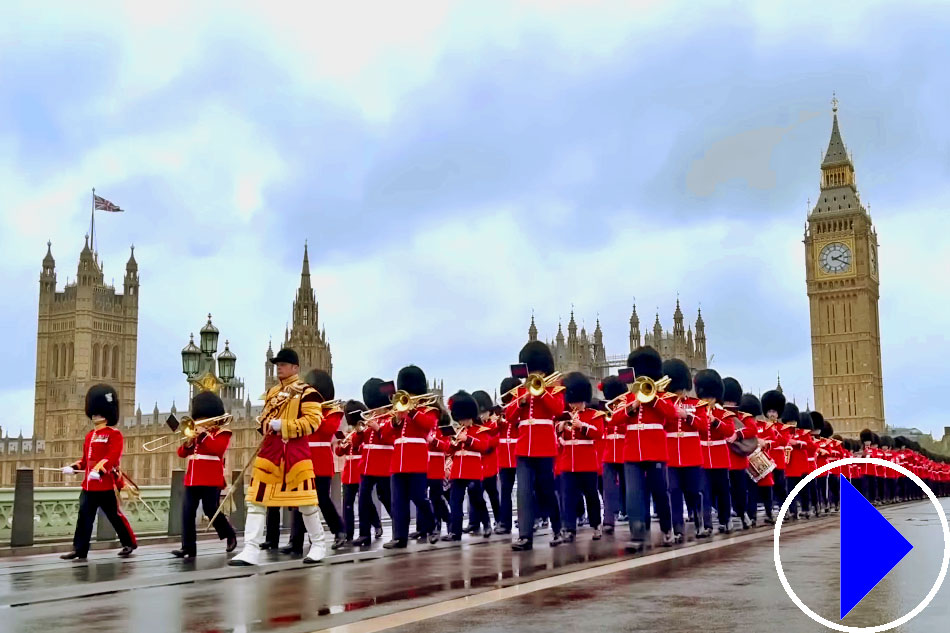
773,457,950,632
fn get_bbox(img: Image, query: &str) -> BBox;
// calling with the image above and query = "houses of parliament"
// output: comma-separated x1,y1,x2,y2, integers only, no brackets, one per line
0,102,888,487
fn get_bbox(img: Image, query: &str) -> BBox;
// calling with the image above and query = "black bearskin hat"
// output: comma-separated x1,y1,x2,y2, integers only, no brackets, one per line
448,391,478,422
499,377,521,404
304,369,335,403
798,411,814,431
872,433,880,446
563,372,592,405
693,369,724,402
85,384,120,426
761,390,786,417
739,393,762,417
894,436,908,449
472,390,493,414
781,402,800,424
191,390,225,420
821,420,834,438
722,377,742,405
396,365,427,396
600,375,627,401
859,428,874,444
362,378,390,410
661,359,692,393
809,411,825,433
626,346,662,380
344,400,367,427
519,341,555,375
879,435,893,448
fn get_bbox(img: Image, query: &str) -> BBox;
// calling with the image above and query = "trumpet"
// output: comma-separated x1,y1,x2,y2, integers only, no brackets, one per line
142,413,232,452
507,371,563,405
630,375,671,403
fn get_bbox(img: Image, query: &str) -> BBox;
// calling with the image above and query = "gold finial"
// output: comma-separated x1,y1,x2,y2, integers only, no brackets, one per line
831,92,838,114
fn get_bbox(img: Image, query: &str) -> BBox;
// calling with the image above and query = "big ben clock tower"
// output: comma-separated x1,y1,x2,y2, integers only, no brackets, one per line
804,97,885,435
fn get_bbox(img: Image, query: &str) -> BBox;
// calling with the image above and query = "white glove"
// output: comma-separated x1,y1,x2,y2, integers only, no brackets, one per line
61,466,75,475
269,419,282,433
88,471,101,481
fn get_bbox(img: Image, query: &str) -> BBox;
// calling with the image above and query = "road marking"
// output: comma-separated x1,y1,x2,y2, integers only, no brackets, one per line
310,519,825,633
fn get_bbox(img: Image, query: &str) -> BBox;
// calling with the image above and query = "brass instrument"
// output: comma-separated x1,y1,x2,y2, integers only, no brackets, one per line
142,413,232,452
630,375,671,403
340,421,366,448
320,399,344,411
391,390,441,414
507,372,563,405
605,391,631,415
360,404,394,422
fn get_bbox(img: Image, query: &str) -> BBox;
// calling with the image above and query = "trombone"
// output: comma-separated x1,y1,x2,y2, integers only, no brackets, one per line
504,371,563,404
142,413,232,452
630,375,671,404
391,390,441,413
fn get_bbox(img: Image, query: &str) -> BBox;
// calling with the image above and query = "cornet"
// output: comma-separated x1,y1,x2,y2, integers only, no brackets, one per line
142,413,232,452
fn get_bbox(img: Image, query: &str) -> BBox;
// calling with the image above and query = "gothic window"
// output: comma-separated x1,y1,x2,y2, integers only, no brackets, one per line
60,343,67,377
92,344,100,376
68,343,74,376
52,344,59,378
112,347,120,379
102,344,110,379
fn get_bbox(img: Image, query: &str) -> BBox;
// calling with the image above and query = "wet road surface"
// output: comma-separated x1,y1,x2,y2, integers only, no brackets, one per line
2,500,946,632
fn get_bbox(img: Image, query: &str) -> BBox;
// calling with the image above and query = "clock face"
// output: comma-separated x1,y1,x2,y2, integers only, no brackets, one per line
869,243,878,275
818,242,852,274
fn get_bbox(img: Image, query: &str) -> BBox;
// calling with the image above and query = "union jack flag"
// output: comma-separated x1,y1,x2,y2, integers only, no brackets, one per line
94,194,123,212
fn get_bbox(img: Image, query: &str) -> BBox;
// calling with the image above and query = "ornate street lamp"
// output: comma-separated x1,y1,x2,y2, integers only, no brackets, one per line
218,340,236,383
199,313,219,355
181,333,201,377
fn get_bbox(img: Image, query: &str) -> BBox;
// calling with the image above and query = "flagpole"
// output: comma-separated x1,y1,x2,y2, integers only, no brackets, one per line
90,187,96,255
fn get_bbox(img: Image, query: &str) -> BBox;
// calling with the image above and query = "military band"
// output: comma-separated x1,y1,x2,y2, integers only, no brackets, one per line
56,345,950,564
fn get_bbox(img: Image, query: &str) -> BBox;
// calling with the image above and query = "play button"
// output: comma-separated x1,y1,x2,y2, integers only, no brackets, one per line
839,477,913,619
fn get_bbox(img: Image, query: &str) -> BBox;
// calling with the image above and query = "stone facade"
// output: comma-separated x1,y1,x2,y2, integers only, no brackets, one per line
805,99,886,436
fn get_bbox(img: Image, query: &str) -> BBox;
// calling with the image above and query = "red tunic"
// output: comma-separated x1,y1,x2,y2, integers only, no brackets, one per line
177,428,230,488
610,393,676,463
556,409,605,473
753,418,780,486
695,404,736,469
503,385,565,458
496,418,518,470
308,409,343,478
71,425,124,492
427,428,447,480
665,395,703,468
727,409,759,471
439,425,491,480
479,418,500,478
360,420,394,477
334,433,364,485
384,406,438,474
786,430,817,478
601,413,626,465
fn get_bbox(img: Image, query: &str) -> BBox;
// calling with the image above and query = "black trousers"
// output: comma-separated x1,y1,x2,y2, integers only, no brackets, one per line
625,461,672,541
72,489,136,556
467,475,500,529
729,470,748,522
358,475,393,538
288,476,345,549
602,462,625,527
829,474,841,509
265,507,281,547
758,485,773,519
516,456,561,540
771,469,787,515
450,479,488,536
562,471,601,532
668,466,703,534
181,485,235,554
702,468,732,529
391,472,433,541
787,476,816,515
428,478,450,527
343,482,380,540
498,467,516,530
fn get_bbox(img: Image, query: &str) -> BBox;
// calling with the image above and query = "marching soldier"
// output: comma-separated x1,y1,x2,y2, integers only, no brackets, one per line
495,376,521,535
60,384,138,561
599,375,627,536
758,390,788,523
440,391,492,541
172,391,237,559
335,400,383,547
722,377,757,530
662,359,705,541
557,372,604,542
229,348,327,566
471,390,502,534
505,341,564,551
783,404,813,519
694,369,737,535
354,378,395,547
426,408,452,539
283,369,348,554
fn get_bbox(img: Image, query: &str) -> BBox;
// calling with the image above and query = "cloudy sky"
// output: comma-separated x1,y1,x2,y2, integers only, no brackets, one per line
2,0,949,438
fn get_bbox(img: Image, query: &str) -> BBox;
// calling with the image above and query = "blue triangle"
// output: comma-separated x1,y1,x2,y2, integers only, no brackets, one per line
840,477,913,619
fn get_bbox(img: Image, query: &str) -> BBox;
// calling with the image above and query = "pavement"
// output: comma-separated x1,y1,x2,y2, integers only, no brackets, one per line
2,500,948,633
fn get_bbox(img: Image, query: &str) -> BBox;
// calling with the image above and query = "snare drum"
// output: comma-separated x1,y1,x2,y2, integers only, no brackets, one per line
746,447,776,483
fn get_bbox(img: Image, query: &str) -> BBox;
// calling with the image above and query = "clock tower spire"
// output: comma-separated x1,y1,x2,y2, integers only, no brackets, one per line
804,96,884,436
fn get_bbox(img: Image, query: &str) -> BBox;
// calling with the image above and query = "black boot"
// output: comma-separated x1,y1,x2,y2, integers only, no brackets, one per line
352,536,371,547
511,538,533,551
383,539,407,549
118,545,136,558
60,551,86,561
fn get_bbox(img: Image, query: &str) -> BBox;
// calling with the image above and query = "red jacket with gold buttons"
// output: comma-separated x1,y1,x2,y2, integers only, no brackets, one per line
601,413,626,465
70,424,124,492
726,409,759,471
383,406,438,474
308,408,343,478
177,428,231,488
556,408,604,473
610,393,676,463
786,429,818,478
427,428,447,480
496,417,519,469
503,385,565,458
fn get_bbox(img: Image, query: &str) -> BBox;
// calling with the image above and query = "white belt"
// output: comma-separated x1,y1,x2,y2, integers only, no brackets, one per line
626,423,664,431
308,441,331,447
667,432,700,438
428,451,444,458
187,454,221,461
345,455,362,461
563,440,594,446
701,440,727,447
499,438,518,444
394,437,427,445
364,444,393,450
521,419,554,426
807,458,817,462
606,433,625,440
456,450,481,458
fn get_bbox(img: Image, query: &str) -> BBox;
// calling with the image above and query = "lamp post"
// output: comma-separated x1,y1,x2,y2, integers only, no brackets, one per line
181,314,241,407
